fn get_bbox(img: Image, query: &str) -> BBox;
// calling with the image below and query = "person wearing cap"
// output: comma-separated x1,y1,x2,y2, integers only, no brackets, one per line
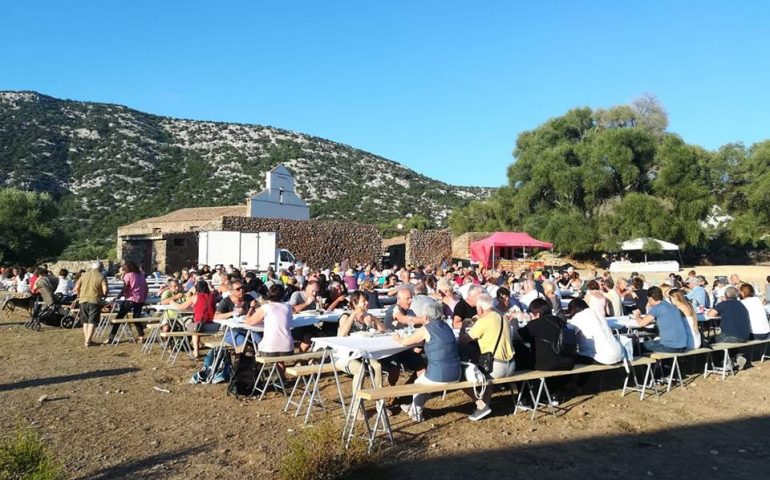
75,261,108,347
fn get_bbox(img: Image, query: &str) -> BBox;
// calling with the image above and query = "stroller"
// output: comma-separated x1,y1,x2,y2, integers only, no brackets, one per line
26,292,78,330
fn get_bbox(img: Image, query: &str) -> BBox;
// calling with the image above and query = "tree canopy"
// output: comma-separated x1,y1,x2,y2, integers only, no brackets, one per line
450,95,770,258
0,188,66,264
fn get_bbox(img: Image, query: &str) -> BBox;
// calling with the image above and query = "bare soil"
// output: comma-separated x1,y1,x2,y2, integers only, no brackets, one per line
2,307,770,479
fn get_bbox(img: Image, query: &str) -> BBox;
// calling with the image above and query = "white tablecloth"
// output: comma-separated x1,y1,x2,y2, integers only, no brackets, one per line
606,316,644,330
313,335,409,361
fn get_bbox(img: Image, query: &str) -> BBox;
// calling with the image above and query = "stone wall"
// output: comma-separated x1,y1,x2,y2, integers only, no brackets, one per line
48,260,119,276
452,231,493,259
163,233,200,274
222,216,381,268
404,229,452,267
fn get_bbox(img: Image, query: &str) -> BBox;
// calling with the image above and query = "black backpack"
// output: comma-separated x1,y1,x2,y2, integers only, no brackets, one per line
543,316,578,357
227,351,257,397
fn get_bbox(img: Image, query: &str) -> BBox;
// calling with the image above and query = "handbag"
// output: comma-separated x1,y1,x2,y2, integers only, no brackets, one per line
477,316,504,376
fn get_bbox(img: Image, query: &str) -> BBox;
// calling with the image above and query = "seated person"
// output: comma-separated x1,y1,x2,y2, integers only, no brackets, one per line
159,279,187,332
53,269,75,303
452,284,483,329
630,277,649,314
336,291,398,394
244,284,295,375
738,284,770,341
384,288,427,329
214,279,258,351
325,282,349,311
518,298,576,371
706,286,751,344
459,294,515,421
633,286,689,353
397,302,462,423
174,279,221,358
706,285,752,370
567,299,623,365
410,282,437,317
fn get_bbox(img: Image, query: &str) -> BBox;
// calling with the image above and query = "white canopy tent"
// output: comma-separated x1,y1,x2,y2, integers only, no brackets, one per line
616,237,683,266
620,238,680,252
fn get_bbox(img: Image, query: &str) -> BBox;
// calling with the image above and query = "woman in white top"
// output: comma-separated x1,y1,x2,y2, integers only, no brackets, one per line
669,289,701,349
739,284,770,340
584,280,609,320
245,284,294,356
567,299,623,365
54,268,74,299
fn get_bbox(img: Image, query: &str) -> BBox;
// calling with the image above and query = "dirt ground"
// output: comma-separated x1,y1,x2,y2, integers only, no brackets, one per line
2,276,770,479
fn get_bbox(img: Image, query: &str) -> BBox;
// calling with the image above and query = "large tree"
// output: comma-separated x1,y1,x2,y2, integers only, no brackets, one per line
0,188,66,264
449,95,719,255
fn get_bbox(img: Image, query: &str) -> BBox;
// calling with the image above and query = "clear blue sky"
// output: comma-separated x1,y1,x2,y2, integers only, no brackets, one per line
2,1,769,187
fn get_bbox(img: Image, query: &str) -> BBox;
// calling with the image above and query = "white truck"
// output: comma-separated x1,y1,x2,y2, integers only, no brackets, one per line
198,231,297,272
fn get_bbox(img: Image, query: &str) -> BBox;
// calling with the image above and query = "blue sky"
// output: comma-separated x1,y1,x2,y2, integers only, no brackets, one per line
2,1,769,187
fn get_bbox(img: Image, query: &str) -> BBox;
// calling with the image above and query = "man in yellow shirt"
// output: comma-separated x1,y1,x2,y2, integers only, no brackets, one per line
459,294,515,421
75,262,108,347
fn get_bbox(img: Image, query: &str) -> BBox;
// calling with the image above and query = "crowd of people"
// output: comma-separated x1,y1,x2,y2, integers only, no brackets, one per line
5,258,770,423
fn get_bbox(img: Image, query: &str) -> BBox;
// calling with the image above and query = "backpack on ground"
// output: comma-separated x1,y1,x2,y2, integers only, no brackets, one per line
189,347,232,384
543,316,578,357
227,350,257,397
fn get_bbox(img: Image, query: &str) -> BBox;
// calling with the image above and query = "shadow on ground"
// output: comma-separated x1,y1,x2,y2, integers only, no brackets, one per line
0,367,140,392
78,445,206,480
362,415,770,480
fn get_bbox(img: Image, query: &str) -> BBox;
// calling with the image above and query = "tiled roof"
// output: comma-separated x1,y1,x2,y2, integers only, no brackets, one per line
119,205,247,230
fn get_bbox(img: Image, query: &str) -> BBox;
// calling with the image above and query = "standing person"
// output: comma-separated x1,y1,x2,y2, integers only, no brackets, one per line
75,262,108,347
107,261,149,344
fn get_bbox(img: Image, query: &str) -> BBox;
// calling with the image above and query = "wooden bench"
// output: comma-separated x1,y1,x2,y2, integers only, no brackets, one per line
703,339,770,380
251,351,325,400
108,316,161,344
283,362,346,424
649,347,713,391
349,358,652,450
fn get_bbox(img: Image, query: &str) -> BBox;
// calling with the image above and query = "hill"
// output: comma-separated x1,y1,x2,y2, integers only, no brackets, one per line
0,91,491,256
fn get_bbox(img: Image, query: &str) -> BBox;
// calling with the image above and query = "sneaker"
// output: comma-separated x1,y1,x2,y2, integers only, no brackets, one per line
735,354,747,371
399,404,423,423
469,406,492,421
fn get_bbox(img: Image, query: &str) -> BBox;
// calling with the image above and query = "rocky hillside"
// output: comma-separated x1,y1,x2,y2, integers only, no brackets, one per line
0,91,491,251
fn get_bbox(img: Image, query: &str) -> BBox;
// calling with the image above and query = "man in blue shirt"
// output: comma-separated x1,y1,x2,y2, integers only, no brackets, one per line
706,286,752,371
633,286,689,353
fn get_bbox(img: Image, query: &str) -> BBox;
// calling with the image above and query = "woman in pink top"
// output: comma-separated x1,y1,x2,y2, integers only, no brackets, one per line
584,280,609,320
245,284,294,356
107,261,149,344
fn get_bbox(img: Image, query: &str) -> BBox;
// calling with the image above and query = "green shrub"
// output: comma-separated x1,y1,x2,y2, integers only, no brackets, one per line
279,421,376,480
0,426,66,480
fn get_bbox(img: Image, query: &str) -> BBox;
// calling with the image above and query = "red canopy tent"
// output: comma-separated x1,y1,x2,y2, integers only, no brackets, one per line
469,232,553,268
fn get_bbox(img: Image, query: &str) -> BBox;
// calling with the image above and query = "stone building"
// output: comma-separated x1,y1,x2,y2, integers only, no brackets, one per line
117,164,379,273
381,229,452,268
